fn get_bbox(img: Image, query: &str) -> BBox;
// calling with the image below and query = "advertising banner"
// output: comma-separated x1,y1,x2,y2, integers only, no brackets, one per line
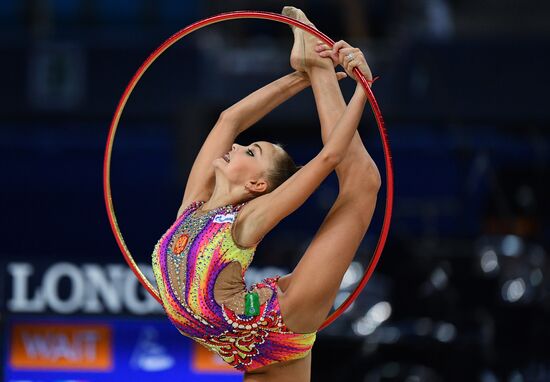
4,317,241,381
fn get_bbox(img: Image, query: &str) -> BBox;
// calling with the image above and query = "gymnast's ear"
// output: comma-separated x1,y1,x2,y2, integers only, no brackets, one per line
245,179,268,194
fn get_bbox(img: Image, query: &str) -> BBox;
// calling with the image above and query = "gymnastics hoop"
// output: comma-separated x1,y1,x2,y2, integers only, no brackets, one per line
103,10,394,331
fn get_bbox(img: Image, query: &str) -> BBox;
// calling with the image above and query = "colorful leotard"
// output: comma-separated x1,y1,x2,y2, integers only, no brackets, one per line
151,200,317,372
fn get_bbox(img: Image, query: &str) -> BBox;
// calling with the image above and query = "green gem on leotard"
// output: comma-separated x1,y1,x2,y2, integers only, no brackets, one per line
244,291,260,316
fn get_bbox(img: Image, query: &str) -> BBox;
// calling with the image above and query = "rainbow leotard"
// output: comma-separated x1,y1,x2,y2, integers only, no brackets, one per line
151,200,316,371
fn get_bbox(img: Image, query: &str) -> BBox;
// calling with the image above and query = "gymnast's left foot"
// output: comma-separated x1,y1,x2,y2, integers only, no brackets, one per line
282,6,333,72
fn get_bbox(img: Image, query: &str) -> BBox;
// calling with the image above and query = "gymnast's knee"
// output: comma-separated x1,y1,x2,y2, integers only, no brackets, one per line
339,161,381,198
363,161,382,191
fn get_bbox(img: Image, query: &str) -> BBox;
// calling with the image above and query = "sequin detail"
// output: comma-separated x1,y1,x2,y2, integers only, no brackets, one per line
151,201,316,372
173,234,188,254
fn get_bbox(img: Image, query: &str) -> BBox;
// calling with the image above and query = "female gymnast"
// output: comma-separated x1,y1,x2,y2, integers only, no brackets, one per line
151,7,380,382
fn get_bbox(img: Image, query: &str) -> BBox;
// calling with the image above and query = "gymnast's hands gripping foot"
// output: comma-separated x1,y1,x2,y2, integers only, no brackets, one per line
151,6,379,382
282,6,372,82
315,39,374,83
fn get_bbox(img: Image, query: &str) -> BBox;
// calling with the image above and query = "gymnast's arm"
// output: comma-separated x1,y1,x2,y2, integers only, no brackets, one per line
224,71,346,134
222,71,312,134
235,83,368,247
178,71,312,217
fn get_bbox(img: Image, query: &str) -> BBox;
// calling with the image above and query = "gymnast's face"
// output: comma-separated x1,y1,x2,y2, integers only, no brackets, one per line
214,141,281,194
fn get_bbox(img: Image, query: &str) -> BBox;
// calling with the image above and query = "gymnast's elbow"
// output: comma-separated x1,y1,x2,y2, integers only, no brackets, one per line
319,149,343,168
217,109,241,131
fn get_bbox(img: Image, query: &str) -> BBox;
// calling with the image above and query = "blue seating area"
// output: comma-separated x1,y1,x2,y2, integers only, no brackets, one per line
1,119,539,259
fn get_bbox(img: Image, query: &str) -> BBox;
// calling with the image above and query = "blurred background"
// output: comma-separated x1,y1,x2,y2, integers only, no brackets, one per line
1,0,550,381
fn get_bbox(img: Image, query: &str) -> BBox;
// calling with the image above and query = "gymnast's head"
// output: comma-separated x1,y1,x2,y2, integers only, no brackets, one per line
213,141,300,198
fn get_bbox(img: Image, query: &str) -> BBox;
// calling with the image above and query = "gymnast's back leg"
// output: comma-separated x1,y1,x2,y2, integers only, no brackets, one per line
277,8,380,334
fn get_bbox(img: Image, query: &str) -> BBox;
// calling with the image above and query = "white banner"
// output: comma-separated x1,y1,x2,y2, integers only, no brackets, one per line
5,262,163,315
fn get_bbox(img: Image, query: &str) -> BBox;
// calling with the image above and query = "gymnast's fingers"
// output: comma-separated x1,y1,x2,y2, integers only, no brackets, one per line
342,59,356,80
315,42,330,51
315,42,332,57
332,40,351,55
336,72,348,80
338,47,355,66
348,60,363,79
351,53,373,82
348,59,360,71
354,51,372,76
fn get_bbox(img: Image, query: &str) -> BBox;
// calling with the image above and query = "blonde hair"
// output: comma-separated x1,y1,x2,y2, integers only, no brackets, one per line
263,143,302,194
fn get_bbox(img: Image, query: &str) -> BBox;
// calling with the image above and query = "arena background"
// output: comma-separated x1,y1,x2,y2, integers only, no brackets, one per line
1,1,549,381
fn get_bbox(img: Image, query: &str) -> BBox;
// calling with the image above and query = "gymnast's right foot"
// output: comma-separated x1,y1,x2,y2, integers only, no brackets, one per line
282,6,332,72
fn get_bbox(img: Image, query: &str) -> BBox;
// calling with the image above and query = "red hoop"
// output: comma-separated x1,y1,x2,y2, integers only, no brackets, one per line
103,10,394,331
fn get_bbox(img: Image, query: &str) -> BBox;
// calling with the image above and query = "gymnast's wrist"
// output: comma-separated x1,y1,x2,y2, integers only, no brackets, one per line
292,70,310,85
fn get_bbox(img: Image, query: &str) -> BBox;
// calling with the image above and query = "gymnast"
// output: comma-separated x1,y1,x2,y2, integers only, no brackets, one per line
151,6,380,381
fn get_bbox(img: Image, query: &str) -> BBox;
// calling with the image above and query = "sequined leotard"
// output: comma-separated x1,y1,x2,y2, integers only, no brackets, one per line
151,200,316,371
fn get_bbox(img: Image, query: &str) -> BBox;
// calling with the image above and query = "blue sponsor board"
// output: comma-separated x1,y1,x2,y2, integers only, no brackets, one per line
4,316,242,382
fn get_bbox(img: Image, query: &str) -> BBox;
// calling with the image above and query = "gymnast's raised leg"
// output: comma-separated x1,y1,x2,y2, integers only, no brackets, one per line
277,7,381,335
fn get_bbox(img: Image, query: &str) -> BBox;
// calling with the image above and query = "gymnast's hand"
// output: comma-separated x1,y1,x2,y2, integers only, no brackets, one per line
315,40,373,83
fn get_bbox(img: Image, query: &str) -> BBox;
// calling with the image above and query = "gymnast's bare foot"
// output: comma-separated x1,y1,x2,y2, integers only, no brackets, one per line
282,6,333,72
